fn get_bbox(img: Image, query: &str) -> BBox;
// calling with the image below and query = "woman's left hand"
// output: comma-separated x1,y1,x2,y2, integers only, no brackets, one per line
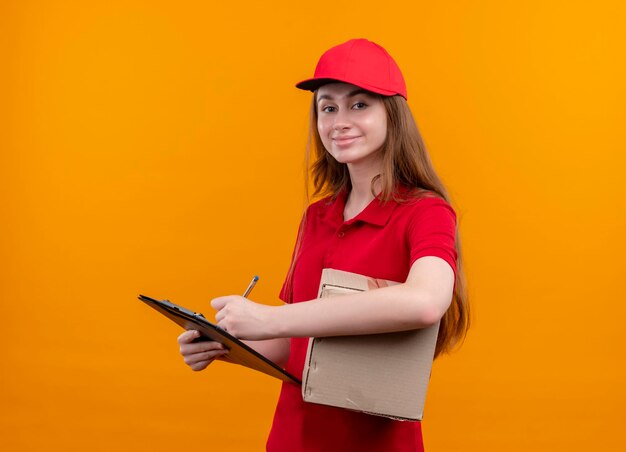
211,295,277,340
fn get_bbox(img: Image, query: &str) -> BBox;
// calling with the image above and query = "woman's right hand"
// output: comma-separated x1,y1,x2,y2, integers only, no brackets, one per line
177,330,229,371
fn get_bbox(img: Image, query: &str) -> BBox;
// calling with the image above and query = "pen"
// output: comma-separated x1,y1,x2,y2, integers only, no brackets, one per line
242,275,259,298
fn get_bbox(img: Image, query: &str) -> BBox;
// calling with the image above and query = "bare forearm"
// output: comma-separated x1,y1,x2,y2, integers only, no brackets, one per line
271,284,448,338
242,338,290,367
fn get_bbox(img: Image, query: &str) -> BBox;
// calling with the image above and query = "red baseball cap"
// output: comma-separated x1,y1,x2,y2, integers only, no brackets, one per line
296,38,407,99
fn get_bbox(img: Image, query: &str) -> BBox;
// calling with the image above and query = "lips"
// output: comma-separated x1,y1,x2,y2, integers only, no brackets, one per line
332,135,361,146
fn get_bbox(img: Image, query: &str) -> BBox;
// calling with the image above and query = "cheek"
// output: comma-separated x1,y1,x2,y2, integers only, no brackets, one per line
377,125,388,146
317,120,332,148
365,118,387,147
317,117,329,135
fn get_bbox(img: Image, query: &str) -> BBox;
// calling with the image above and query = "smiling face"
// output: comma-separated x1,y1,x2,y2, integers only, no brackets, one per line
316,83,388,171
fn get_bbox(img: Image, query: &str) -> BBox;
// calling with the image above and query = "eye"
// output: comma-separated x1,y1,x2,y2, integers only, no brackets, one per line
320,105,337,113
352,101,368,110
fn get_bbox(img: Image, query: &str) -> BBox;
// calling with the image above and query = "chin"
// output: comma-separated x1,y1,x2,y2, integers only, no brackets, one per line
332,151,380,167
330,150,363,163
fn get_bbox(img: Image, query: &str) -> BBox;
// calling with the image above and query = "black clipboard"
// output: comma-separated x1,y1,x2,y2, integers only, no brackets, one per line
138,294,300,384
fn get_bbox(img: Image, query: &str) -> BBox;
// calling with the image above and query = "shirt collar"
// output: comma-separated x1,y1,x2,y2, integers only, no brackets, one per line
323,190,398,227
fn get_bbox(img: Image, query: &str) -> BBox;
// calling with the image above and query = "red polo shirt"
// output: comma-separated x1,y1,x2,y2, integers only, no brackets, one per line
266,190,457,452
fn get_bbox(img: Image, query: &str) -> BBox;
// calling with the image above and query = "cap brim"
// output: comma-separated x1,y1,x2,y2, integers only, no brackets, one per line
295,77,402,98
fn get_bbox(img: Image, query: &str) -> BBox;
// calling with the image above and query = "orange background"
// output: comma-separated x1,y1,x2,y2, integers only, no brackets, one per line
2,1,625,451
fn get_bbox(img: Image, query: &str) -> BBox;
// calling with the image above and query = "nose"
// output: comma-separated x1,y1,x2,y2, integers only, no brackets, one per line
332,109,351,131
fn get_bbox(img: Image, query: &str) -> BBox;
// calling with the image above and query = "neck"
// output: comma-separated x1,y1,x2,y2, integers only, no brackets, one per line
348,157,383,197
344,161,382,220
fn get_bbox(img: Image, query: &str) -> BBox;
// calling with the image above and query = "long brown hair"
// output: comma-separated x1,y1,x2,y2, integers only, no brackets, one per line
289,92,469,358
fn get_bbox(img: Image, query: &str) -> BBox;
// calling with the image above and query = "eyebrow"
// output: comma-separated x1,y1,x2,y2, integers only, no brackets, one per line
317,88,371,103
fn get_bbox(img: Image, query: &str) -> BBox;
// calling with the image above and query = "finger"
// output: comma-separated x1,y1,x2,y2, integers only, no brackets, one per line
210,296,229,311
211,295,241,311
217,353,235,364
189,361,210,371
180,340,225,356
184,349,229,367
215,309,224,323
189,355,227,372
178,330,200,345
185,348,229,364
217,321,228,332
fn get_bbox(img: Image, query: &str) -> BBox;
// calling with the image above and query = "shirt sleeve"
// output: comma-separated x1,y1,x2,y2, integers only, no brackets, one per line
278,205,311,304
279,272,293,304
406,197,458,276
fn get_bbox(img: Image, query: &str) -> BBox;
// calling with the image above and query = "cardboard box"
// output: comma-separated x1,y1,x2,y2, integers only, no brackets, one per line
301,268,440,421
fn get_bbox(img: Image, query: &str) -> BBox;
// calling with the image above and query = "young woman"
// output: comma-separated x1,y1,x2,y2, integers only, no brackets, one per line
177,38,469,451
